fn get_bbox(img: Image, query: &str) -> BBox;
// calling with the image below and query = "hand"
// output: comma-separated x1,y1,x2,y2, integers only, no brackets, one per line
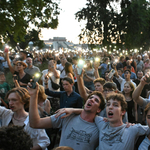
74,68,84,78
125,122,135,128
4,47,9,53
103,117,108,122
44,74,49,83
55,108,75,119
141,74,149,85
27,81,39,96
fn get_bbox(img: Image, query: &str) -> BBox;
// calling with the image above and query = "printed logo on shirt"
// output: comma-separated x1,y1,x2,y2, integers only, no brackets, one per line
67,128,92,143
101,131,123,146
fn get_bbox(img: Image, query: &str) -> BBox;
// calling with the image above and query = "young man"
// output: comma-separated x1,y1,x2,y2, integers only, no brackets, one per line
75,67,105,102
56,93,149,150
28,83,105,150
44,77,83,109
114,66,136,91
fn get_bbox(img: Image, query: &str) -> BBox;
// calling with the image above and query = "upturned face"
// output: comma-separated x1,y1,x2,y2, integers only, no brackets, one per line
84,95,101,114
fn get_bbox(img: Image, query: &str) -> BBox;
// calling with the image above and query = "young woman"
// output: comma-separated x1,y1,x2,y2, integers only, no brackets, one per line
5,50,32,88
0,87,50,150
65,62,74,83
122,81,138,123
38,85,51,117
83,60,97,91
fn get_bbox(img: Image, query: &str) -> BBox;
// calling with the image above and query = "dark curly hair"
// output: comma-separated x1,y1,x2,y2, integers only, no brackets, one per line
87,91,105,111
0,126,32,150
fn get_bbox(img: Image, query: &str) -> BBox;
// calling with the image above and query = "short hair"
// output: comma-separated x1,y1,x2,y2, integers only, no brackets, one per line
93,78,106,85
72,56,78,61
124,69,131,74
144,103,150,116
0,126,32,150
103,82,117,91
87,91,105,111
63,77,73,84
106,93,127,111
119,56,124,61
53,146,74,150
5,87,30,110
117,68,123,73
15,61,27,69
38,85,47,102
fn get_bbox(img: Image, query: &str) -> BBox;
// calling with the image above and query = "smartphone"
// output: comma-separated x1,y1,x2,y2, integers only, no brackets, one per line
31,72,42,89
13,75,18,80
77,59,85,75
108,69,116,79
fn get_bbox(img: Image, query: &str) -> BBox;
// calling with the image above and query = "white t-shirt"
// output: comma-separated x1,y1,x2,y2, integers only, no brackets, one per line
116,75,136,91
57,64,66,79
42,69,60,98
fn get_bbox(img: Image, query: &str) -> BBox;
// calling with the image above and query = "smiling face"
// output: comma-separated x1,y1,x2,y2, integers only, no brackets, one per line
106,99,125,125
8,92,24,112
123,83,133,94
16,63,25,71
84,95,101,114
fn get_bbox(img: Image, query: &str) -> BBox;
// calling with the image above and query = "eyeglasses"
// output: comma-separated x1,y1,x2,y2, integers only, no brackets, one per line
103,89,114,93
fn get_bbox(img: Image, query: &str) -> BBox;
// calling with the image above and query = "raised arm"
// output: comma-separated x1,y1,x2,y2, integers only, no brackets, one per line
75,68,89,102
28,83,53,129
132,75,148,106
5,48,15,74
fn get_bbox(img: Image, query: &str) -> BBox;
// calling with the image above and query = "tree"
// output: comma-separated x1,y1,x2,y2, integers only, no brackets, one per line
0,0,60,48
76,0,150,50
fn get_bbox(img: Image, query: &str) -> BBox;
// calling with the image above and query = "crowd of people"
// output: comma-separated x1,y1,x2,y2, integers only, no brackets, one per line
1,46,150,149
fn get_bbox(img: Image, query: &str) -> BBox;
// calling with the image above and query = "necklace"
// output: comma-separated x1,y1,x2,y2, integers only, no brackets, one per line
13,115,28,122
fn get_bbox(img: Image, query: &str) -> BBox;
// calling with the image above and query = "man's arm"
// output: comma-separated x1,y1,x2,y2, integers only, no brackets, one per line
55,108,83,118
28,83,53,129
75,68,89,102
132,75,148,106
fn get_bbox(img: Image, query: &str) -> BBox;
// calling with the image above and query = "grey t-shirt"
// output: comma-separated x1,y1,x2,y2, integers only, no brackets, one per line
51,113,102,150
142,98,150,109
95,116,149,150
138,136,150,150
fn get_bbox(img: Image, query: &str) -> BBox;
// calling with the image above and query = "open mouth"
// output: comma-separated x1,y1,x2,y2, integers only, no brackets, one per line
87,102,92,107
108,111,113,118
9,106,14,109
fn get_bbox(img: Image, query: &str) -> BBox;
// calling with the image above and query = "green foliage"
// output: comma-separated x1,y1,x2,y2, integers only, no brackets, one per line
0,0,60,48
76,0,150,49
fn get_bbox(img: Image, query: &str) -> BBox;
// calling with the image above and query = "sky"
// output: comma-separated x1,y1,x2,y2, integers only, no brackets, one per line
40,0,87,44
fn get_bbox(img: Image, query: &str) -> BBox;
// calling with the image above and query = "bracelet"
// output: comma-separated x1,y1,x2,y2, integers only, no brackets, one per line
44,83,48,85
51,66,54,68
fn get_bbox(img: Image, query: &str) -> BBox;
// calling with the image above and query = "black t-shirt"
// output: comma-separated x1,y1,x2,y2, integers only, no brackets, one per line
14,71,32,87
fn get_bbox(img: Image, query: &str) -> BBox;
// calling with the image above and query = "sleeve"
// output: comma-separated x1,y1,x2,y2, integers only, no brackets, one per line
50,113,66,128
116,75,123,84
0,106,11,118
95,116,104,130
36,129,50,150
141,99,150,109
45,89,62,98
133,124,149,136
